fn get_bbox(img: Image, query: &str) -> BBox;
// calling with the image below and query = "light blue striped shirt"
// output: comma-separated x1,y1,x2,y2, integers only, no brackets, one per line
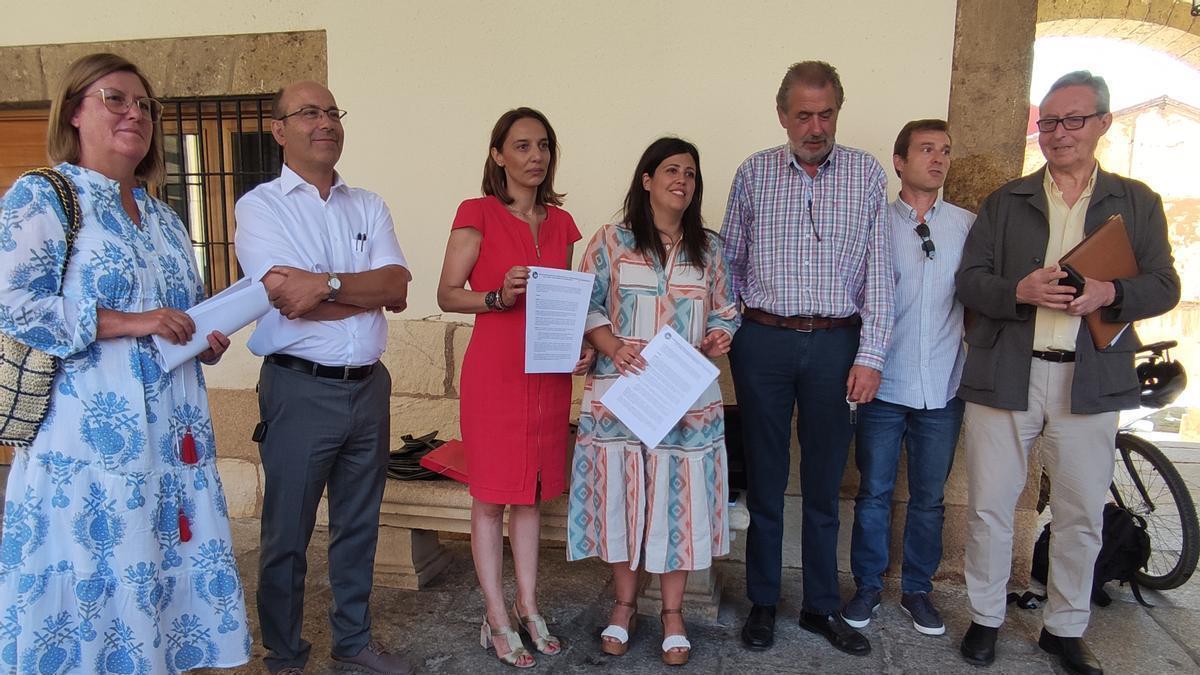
877,196,974,409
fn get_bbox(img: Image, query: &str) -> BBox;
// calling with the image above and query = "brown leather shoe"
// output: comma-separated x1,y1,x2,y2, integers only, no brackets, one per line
331,640,415,675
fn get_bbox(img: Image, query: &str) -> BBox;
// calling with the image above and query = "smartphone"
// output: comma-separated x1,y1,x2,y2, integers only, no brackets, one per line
1060,264,1086,296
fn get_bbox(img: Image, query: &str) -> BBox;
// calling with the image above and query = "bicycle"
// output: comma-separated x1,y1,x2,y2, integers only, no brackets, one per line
1036,340,1199,591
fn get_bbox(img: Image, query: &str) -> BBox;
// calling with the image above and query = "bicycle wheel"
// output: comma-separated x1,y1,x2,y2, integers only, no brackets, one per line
1110,433,1200,590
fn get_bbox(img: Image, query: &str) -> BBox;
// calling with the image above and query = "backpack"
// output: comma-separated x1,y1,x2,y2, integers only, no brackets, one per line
1029,502,1153,608
0,168,81,447
386,431,446,481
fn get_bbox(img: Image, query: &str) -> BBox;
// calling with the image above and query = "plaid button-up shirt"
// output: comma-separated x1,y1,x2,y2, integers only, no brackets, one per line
720,144,893,370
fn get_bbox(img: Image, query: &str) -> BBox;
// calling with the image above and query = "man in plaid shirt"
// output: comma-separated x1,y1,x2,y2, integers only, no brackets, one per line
722,60,893,657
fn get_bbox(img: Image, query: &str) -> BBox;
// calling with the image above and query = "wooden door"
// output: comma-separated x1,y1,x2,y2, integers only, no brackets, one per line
0,109,51,195
1,110,50,463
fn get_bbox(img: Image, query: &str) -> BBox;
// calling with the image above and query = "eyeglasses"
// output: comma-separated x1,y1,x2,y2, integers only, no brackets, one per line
914,222,936,260
82,88,163,122
275,106,348,123
1035,112,1102,133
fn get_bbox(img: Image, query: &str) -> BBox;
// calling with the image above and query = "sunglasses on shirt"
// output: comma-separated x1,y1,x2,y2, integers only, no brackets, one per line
914,223,936,260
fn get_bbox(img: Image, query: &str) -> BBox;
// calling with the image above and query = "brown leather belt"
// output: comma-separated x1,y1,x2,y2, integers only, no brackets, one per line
1032,349,1076,363
266,354,377,380
744,307,861,332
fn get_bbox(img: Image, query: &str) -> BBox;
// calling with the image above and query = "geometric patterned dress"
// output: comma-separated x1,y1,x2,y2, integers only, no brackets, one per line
567,222,740,573
0,164,250,674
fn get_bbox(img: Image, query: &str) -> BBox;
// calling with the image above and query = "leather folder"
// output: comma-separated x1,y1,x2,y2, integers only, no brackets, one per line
1058,214,1136,349
419,438,468,484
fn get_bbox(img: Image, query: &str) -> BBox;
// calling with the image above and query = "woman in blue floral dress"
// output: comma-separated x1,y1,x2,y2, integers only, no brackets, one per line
0,54,250,674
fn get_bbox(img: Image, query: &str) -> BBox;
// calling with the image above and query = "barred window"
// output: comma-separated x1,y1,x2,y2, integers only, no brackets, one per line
158,96,281,295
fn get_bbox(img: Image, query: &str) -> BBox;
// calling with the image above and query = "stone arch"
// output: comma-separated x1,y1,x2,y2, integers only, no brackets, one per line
1037,0,1200,69
1037,17,1200,69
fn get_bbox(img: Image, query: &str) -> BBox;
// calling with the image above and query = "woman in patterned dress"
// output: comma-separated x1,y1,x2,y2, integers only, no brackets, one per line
567,137,740,666
436,108,587,668
0,53,250,674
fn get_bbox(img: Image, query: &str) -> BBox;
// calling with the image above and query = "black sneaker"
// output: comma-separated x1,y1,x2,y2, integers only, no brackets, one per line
900,592,945,636
841,587,881,629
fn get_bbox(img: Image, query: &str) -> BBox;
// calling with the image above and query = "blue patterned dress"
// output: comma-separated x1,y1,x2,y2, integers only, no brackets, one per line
0,164,250,674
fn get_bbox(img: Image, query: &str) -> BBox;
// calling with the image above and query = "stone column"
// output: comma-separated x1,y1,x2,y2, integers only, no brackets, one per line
941,0,1042,584
944,0,1038,212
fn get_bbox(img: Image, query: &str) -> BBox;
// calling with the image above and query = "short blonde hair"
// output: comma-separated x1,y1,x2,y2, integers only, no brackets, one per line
47,53,164,183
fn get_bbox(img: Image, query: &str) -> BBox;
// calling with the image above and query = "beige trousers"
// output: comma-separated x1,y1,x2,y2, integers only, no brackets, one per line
963,359,1118,637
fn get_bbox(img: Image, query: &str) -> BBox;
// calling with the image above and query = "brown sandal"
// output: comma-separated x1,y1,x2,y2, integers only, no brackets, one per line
660,608,691,666
600,600,639,656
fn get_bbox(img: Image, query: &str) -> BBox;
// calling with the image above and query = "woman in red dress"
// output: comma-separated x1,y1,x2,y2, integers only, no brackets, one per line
436,107,587,668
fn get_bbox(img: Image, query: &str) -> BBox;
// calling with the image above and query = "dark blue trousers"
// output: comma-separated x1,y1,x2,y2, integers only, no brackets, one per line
730,320,858,614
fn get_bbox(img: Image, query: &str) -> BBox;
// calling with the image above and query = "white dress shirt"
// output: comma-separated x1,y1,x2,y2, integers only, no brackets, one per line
234,165,408,366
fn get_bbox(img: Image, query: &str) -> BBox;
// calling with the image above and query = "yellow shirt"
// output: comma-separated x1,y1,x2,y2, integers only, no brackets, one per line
1032,166,1097,351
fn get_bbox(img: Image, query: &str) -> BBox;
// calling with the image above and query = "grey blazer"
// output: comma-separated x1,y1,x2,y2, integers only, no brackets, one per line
955,166,1180,414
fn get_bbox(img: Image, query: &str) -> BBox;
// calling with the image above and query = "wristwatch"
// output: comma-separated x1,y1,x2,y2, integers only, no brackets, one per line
326,272,342,302
484,290,502,311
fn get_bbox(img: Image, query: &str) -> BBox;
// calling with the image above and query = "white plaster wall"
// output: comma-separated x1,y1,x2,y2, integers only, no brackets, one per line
1,0,958,319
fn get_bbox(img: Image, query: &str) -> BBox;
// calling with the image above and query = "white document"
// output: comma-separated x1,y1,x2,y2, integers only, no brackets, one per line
153,278,272,370
599,325,719,449
524,266,595,373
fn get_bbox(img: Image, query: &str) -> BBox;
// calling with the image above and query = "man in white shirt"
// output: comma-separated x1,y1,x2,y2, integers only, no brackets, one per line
234,80,411,675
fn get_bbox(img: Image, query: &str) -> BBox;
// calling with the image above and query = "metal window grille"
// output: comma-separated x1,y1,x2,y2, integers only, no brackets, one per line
157,95,281,296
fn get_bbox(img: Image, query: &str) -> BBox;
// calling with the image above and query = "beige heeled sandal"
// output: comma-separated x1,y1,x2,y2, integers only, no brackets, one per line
660,608,691,666
512,605,562,655
480,617,535,668
600,600,639,656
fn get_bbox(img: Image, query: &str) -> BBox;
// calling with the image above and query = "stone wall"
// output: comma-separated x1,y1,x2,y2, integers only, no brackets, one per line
0,31,325,105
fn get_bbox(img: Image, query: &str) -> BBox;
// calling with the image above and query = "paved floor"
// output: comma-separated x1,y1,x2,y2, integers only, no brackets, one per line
197,522,1200,674
3,456,1200,674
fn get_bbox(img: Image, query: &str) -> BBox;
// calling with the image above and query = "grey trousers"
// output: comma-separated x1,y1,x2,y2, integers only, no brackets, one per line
255,359,392,672
963,359,1118,637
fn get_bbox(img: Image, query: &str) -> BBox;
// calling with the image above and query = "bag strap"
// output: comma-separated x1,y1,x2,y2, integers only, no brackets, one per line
19,168,83,285
1129,580,1153,608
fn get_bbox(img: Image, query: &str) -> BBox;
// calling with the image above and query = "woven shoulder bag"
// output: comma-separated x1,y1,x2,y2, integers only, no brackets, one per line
0,168,82,447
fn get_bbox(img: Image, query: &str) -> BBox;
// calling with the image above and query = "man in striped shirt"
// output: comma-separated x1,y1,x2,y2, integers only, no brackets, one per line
723,60,893,657
841,119,973,639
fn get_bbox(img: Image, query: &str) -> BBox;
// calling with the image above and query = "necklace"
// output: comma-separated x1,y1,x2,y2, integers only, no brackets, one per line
658,230,682,249
506,203,541,222
507,203,544,259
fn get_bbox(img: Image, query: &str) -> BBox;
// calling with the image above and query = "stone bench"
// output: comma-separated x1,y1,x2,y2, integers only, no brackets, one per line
373,475,749,620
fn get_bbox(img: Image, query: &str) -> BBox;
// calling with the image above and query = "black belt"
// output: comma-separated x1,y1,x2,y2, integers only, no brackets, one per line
266,354,376,380
1032,349,1076,363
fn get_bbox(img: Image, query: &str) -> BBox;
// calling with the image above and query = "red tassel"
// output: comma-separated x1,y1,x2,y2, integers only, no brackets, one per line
181,429,197,465
178,511,192,542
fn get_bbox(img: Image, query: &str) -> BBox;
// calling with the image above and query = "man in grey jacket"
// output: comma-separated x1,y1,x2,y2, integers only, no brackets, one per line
955,71,1179,675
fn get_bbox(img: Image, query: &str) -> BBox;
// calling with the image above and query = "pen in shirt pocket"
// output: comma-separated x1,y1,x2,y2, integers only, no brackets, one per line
354,232,366,252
